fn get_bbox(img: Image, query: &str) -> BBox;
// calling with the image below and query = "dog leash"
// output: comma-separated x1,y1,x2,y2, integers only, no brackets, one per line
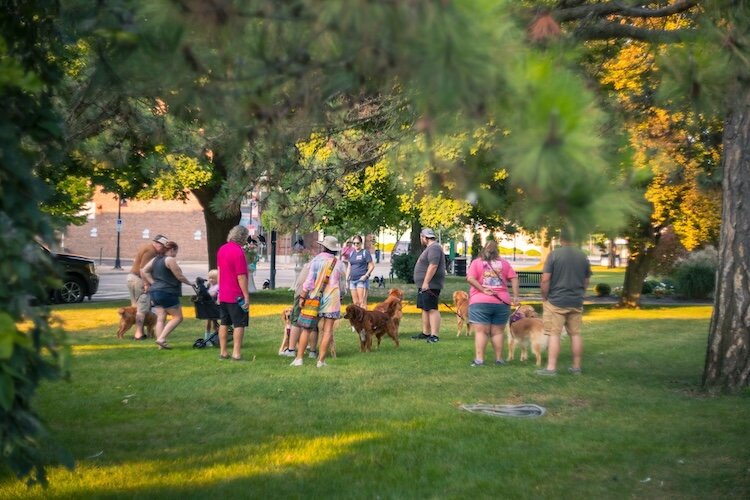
421,289,466,319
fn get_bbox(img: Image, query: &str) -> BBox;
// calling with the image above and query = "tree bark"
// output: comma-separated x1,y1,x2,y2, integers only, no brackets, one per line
619,251,653,308
703,85,750,392
192,185,242,271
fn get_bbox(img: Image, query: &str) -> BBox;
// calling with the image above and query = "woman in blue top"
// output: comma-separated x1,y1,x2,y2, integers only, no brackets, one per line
345,235,375,308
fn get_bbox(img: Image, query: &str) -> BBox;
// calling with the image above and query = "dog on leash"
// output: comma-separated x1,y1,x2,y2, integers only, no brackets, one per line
278,307,293,355
453,290,470,336
507,304,547,366
373,288,404,335
343,304,400,352
116,306,157,339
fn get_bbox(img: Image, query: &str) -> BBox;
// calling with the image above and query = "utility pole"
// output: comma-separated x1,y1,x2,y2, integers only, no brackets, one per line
114,194,123,269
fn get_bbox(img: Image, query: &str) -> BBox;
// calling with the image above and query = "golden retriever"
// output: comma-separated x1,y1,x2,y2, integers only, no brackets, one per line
116,306,156,339
508,305,547,366
343,304,400,352
372,288,404,334
453,290,470,336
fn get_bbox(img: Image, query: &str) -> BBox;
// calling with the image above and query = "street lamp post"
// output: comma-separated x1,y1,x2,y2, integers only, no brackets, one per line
114,194,123,269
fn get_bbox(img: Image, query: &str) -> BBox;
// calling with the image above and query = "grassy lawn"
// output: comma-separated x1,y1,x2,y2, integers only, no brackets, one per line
1,290,748,499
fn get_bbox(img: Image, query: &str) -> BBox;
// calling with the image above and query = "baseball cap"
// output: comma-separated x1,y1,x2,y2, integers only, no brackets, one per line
153,234,169,246
420,228,436,239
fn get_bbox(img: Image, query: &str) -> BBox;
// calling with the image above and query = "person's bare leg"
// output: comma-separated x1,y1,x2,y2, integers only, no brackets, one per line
473,324,488,363
570,334,583,370
219,324,229,358
546,335,561,371
231,326,244,359
317,319,335,364
490,324,505,362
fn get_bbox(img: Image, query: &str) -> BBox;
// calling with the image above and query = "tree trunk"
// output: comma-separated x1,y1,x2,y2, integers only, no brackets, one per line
702,85,750,392
619,251,653,308
538,228,551,267
608,238,617,269
410,219,422,257
192,186,242,271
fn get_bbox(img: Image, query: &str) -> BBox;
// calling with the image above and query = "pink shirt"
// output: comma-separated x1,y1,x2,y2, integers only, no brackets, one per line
467,258,517,305
217,241,248,303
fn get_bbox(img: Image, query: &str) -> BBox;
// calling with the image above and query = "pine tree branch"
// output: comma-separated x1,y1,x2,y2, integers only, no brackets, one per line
551,0,700,42
553,0,699,22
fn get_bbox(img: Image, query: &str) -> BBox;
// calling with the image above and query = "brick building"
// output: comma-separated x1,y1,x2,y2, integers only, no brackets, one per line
61,187,307,262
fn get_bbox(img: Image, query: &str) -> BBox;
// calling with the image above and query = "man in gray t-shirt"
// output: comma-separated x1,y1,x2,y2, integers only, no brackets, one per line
412,228,446,343
538,231,592,376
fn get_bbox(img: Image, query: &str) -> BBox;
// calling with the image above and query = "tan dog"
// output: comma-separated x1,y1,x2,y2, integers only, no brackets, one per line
278,307,293,354
116,306,156,339
453,290,470,336
373,288,404,334
343,304,400,352
508,305,547,366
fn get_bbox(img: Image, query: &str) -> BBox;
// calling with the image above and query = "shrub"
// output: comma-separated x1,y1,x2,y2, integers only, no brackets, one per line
670,247,718,299
498,246,513,255
594,283,612,297
641,279,662,295
525,248,541,257
391,253,418,283
470,233,482,259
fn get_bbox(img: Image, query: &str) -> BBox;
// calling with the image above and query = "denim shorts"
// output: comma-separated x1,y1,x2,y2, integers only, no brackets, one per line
150,290,180,309
349,278,370,290
469,303,510,326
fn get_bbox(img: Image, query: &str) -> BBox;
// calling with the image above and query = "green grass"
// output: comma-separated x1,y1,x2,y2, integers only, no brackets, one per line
1,292,748,499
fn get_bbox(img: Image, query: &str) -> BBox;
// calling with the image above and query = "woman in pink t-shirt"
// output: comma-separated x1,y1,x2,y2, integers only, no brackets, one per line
465,240,519,367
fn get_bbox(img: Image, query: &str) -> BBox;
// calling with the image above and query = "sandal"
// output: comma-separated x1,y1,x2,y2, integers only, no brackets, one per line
155,341,172,350
219,354,230,360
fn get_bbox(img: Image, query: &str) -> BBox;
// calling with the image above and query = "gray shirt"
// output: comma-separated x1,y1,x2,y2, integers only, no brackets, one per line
413,242,446,290
543,246,591,308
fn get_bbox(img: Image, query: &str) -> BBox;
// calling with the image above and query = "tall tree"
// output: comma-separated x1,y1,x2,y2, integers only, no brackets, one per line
539,0,747,392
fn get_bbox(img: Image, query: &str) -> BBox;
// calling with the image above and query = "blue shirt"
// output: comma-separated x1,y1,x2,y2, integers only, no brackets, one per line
348,249,372,281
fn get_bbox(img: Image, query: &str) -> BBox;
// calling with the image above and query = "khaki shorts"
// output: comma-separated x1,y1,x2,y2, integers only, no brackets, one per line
127,274,151,314
543,301,583,337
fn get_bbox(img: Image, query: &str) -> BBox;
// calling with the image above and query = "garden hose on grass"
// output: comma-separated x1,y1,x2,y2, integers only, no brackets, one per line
459,403,546,418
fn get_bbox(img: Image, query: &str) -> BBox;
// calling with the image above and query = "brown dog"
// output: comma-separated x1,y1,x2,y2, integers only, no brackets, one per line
453,290,470,336
508,305,547,366
116,306,156,339
343,304,400,352
372,288,404,334
278,307,293,354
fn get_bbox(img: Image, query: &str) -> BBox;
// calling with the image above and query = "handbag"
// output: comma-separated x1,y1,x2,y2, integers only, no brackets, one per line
296,257,337,329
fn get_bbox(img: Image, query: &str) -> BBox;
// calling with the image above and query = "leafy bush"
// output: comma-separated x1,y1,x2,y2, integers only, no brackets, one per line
499,246,513,255
470,233,482,259
525,248,541,257
391,253,418,283
594,283,611,297
641,279,662,295
670,247,718,299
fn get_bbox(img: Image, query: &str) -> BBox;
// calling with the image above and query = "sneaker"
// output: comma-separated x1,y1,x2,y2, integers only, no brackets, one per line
316,360,327,368
470,360,484,367
568,367,582,375
280,349,296,357
308,350,318,359
411,333,430,340
290,358,303,367
495,359,506,366
426,335,440,343
535,368,558,376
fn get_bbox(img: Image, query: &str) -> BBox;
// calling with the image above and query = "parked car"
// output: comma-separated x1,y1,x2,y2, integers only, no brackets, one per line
40,245,100,303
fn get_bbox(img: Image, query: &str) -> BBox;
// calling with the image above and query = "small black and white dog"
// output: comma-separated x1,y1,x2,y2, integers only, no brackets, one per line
372,276,386,288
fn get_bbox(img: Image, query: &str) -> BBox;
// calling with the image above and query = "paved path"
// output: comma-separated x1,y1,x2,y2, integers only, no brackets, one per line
91,258,397,302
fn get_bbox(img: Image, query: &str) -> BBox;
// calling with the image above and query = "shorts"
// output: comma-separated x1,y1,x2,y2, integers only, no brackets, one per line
127,274,151,314
349,278,370,290
219,301,249,328
543,301,583,336
469,303,510,326
416,288,440,311
290,298,318,330
150,290,181,309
